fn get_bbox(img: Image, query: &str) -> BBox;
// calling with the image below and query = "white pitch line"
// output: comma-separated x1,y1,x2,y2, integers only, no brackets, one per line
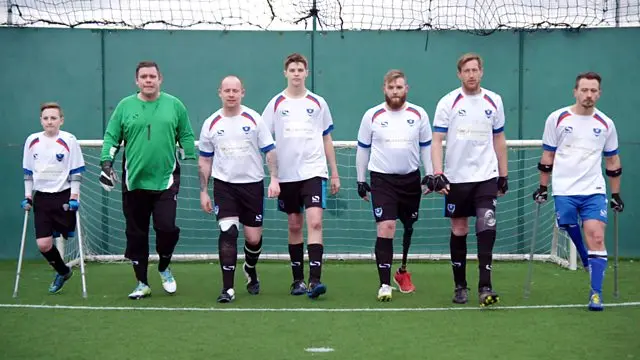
305,347,335,353
0,302,639,312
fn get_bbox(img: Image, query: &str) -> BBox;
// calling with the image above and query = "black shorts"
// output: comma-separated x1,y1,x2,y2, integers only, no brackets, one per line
213,178,264,227
370,170,421,224
33,189,76,239
277,177,326,214
444,178,497,218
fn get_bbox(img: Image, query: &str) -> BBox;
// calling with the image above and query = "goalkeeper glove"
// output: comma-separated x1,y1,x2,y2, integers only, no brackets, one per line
357,182,371,199
21,198,32,211
99,161,118,192
532,185,548,204
610,193,624,212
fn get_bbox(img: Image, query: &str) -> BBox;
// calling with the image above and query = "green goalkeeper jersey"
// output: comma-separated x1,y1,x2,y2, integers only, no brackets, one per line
100,92,196,191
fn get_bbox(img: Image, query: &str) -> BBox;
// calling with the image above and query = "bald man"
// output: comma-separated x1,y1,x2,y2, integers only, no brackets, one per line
198,75,280,303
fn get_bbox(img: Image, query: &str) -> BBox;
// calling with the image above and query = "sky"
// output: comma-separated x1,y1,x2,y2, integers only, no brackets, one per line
1,0,639,30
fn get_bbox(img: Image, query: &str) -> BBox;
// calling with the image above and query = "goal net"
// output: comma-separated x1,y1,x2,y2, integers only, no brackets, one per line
4,0,639,32
65,140,578,270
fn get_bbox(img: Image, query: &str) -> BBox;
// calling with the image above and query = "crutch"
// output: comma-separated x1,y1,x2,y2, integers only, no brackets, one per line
76,210,88,298
63,204,89,298
524,203,541,299
613,211,619,299
13,211,30,298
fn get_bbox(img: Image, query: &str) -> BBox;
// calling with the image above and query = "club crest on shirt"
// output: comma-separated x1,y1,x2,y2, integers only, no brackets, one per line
593,128,602,137
485,109,493,117
242,126,250,134
56,153,64,161
406,119,415,126
306,108,314,115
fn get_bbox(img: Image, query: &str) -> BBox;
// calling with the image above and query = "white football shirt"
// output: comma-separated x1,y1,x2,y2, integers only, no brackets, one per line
357,102,432,175
262,91,334,182
542,107,618,196
199,106,275,184
433,87,505,183
22,130,86,194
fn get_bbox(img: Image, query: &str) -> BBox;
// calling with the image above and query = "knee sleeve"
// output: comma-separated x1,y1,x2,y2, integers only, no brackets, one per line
476,207,497,233
219,218,240,238
155,227,180,256
219,220,239,266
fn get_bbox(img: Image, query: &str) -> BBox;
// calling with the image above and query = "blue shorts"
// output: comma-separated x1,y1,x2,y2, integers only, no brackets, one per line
554,194,608,226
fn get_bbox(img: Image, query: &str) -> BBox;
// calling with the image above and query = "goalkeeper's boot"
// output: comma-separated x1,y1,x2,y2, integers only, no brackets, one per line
377,284,393,302
243,263,260,295
452,285,469,304
128,282,152,300
159,268,177,294
290,280,307,296
588,290,604,311
393,269,416,294
478,286,500,307
48,267,73,294
217,288,235,304
307,281,327,299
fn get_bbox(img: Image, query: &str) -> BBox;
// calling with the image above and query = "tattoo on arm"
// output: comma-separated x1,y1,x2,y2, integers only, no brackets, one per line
266,151,278,179
199,171,208,192
198,159,212,192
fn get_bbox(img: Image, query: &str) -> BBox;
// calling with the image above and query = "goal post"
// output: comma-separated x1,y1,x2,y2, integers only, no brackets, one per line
69,139,577,269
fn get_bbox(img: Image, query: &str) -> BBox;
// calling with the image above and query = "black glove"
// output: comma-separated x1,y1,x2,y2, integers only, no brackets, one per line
497,176,509,195
431,173,450,192
99,161,118,192
357,182,371,199
610,193,624,212
532,185,548,204
421,175,435,191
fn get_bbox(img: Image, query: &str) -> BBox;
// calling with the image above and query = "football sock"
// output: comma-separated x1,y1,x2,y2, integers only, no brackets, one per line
288,243,304,282
450,232,468,287
375,237,393,286
477,230,496,289
588,250,608,294
41,245,70,275
307,243,324,284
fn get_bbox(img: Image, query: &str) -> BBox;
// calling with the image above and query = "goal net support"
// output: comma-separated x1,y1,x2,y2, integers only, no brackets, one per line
63,140,578,270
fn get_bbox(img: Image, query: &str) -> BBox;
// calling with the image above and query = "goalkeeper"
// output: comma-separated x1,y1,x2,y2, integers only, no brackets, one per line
355,70,433,302
533,72,623,311
21,102,85,293
99,61,196,300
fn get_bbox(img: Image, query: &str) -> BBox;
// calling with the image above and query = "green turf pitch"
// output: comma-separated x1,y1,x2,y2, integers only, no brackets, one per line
1,260,639,359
